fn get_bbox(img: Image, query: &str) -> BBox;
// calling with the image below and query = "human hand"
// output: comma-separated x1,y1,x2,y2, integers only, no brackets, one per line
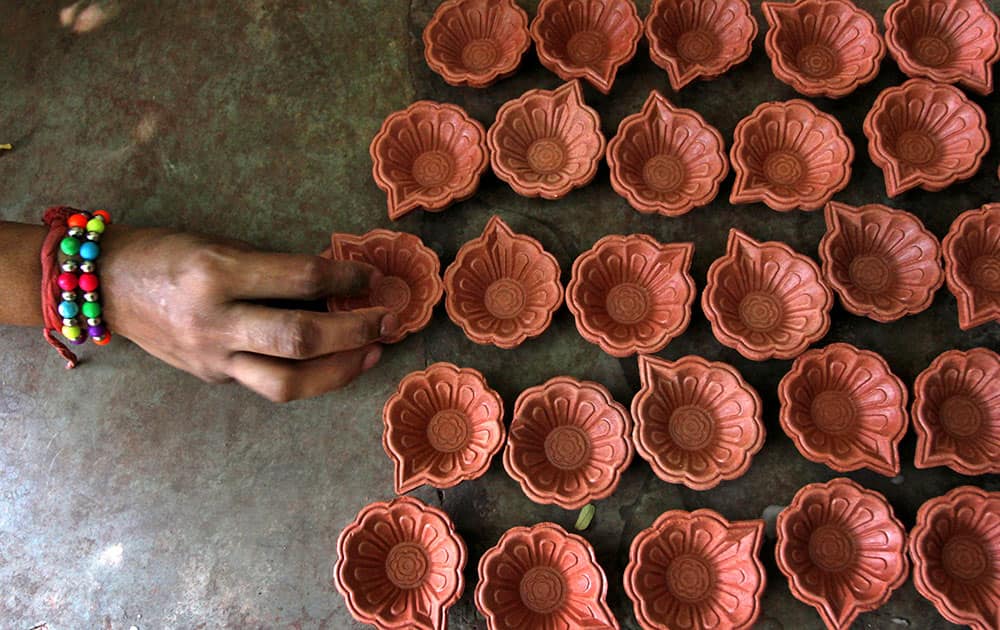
99,226,398,402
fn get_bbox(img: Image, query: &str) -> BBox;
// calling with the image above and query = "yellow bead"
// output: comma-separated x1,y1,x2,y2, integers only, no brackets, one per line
62,325,82,339
86,218,105,233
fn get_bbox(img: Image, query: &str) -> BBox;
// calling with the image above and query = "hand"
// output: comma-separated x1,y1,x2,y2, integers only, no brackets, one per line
99,226,398,402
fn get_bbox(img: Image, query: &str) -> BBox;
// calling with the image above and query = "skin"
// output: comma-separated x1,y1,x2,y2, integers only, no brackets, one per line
0,220,398,402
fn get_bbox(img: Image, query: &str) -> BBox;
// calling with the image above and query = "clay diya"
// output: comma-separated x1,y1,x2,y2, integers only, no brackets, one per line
383,363,505,494
423,0,531,88
730,99,853,212
476,522,618,629
912,348,1000,475
503,376,633,510
625,509,766,630
530,0,642,94
335,496,467,630
606,90,729,216
631,355,764,490
326,230,443,343
763,0,885,98
778,343,908,477
370,101,489,220
863,79,989,197
488,81,605,199
645,0,758,91
566,234,695,357
943,204,1000,330
702,229,833,361
819,201,944,322
909,486,1000,630
884,0,1000,95
443,216,563,349
776,478,908,630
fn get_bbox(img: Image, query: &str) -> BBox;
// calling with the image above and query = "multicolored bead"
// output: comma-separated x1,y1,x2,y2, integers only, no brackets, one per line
81,301,101,319
86,217,105,233
68,214,89,229
58,301,79,319
79,242,100,261
60,237,81,256
79,273,99,292
93,209,111,222
61,325,82,339
57,272,78,291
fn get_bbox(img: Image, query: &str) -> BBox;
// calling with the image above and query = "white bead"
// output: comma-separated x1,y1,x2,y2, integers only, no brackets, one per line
80,261,96,273
61,260,78,273
61,291,77,302
84,292,99,302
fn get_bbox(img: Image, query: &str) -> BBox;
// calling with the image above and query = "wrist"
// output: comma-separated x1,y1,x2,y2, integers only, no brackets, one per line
0,221,47,326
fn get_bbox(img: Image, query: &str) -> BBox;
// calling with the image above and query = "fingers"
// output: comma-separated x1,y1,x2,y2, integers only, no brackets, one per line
227,305,399,359
232,252,381,300
228,345,383,403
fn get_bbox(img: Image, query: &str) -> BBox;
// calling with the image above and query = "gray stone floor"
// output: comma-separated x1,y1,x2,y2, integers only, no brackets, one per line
1,0,998,628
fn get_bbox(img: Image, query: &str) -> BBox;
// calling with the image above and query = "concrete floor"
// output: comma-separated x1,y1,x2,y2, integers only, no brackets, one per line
1,0,998,628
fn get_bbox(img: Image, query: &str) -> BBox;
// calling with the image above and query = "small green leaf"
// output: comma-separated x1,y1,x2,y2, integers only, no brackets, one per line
575,504,596,531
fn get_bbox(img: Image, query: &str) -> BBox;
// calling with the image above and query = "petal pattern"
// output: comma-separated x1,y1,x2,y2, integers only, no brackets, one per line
943,204,1000,330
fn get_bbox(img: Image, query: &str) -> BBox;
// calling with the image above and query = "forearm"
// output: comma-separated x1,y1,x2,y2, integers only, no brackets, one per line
0,221,46,326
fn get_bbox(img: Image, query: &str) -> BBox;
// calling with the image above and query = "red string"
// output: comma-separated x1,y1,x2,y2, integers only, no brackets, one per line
41,206,80,369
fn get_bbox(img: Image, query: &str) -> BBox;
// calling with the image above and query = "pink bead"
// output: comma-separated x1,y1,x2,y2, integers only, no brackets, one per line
57,272,78,291
79,273,99,292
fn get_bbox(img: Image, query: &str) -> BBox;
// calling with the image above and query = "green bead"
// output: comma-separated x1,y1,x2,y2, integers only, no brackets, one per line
60,237,81,256
86,218,105,233
81,301,102,318
62,325,82,339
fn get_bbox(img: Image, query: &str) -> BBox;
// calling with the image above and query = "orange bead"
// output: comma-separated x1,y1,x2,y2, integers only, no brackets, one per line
68,214,89,228
93,209,111,223
94,332,112,346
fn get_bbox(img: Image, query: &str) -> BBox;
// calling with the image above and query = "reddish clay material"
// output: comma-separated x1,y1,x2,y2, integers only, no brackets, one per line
530,0,641,94
885,0,1000,95
423,0,531,88
370,101,489,220
864,79,989,197
606,91,728,216
503,376,633,510
730,100,853,212
909,486,1000,630
443,216,563,349
776,478,909,630
625,509,766,630
763,0,885,98
912,348,1000,475
488,81,605,199
702,229,833,361
335,496,467,630
566,234,695,357
325,230,443,343
632,355,764,490
476,522,618,629
383,363,505,494
778,343,908,477
819,201,943,322
943,203,1000,330
645,0,758,91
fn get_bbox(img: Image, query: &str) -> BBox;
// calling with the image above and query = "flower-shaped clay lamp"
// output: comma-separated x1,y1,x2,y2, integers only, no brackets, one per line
606,90,729,216
530,0,642,94
702,229,833,361
645,0,758,91
778,343,908,477
912,348,1000,475
910,486,1000,630
884,0,1000,95
488,81,605,199
864,79,989,197
371,101,489,220
730,99,853,211
503,376,633,510
625,509,766,630
763,0,885,98
383,363,505,494
632,355,764,490
819,201,943,322
326,230,443,343
943,203,1000,329
444,216,563,349
423,0,531,88
335,496,467,630
776,478,909,630
566,234,695,357
476,522,618,629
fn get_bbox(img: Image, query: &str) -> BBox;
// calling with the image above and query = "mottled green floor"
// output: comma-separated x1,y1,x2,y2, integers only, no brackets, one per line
1,1,998,627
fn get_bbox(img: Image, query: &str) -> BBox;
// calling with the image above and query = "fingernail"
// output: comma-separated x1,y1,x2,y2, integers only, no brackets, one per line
380,313,400,338
362,346,382,372
367,268,385,292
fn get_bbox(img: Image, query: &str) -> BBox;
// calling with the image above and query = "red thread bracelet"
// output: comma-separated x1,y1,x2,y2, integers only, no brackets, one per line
41,206,81,369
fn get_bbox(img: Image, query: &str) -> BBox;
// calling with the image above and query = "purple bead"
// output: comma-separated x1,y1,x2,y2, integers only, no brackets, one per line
88,325,107,338
68,336,88,346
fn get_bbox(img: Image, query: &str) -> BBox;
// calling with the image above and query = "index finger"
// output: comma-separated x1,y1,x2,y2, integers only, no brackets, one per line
233,252,381,301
